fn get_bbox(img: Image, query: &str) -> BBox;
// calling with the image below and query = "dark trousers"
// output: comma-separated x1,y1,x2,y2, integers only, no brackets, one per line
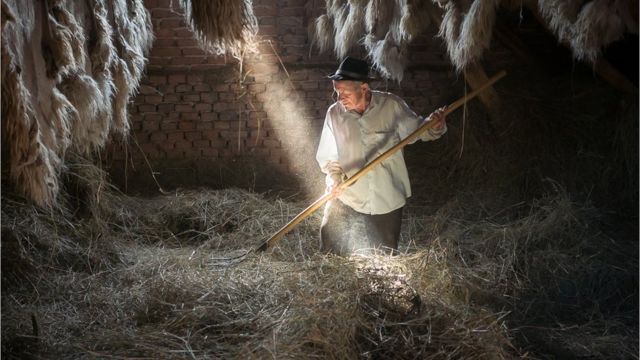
320,199,403,256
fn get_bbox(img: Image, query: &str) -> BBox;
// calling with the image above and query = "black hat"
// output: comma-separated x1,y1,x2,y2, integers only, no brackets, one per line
327,57,374,82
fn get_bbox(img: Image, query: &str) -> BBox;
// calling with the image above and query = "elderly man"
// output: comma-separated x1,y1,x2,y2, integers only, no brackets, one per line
316,57,447,256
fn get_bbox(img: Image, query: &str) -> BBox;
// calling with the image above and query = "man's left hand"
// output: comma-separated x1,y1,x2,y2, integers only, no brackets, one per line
427,106,447,130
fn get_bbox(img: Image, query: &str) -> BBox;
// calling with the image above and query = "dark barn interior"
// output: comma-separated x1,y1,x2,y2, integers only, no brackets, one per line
1,0,638,359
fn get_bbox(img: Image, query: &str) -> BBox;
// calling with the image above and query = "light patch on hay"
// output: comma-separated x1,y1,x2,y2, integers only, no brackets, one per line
180,0,258,57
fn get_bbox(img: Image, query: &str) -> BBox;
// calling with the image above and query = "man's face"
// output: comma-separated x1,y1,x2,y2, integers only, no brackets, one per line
333,80,368,111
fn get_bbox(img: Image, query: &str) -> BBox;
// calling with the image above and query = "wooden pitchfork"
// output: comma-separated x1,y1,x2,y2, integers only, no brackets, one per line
210,70,506,264
253,70,507,252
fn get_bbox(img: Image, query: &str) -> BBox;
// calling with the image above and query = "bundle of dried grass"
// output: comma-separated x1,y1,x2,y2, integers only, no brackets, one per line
437,0,500,71
537,0,636,62
0,0,152,206
312,0,436,82
180,0,258,57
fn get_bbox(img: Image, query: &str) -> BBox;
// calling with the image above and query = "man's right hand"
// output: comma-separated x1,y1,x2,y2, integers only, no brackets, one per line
323,161,346,196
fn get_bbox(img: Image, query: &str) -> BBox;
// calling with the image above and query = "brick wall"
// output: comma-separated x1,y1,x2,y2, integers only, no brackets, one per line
106,0,463,194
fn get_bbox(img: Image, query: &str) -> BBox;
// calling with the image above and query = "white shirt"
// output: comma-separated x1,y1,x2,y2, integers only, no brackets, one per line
316,91,446,215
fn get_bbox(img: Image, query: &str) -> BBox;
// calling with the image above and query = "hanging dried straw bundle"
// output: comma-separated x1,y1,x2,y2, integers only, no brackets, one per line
108,0,153,136
362,0,409,82
538,0,636,63
1,0,152,206
309,13,335,53
180,0,258,57
312,0,436,82
437,0,500,71
335,0,367,59
399,0,433,43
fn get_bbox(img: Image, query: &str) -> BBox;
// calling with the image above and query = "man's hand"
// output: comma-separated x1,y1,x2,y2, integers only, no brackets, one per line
427,106,447,130
322,160,346,196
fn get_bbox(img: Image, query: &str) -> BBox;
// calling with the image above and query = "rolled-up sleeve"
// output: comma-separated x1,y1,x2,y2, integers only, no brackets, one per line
316,111,339,174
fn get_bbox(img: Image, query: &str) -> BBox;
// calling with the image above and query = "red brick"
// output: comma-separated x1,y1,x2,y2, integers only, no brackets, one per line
202,130,218,140
172,56,206,66
138,104,156,112
213,121,231,130
150,132,167,142
176,38,199,47
201,112,217,121
219,111,237,121
168,74,186,84
248,83,266,92
175,104,193,112
213,102,230,112
184,148,202,158
164,94,179,103
151,8,176,18
196,121,213,130
206,56,227,65
160,121,177,130
147,75,167,85
193,139,210,148
213,84,230,91
158,104,174,113
263,139,281,148
143,119,160,131
185,131,201,140
182,47,205,56
153,28,173,38
210,139,227,148
151,47,181,57
167,132,184,142
200,93,217,103
201,148,219,157
145,113,162,121
145,0,172,8
193,84,211,92
174,140,191,150
279,7,305,16
166,150,184,159
145,95,163,104
182,93,200,102
174,28,195,38
253,4,277,16
180,112,200,121
178,121,195,130
159,18,186,28
195,103,212,112
176,84,192,92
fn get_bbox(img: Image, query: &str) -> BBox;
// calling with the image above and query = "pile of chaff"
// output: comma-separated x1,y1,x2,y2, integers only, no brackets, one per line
2,179,637,359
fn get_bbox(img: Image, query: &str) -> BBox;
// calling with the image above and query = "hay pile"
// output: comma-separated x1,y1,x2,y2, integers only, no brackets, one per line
309,0,637,78
2,175,637,358
1,0,153,207
180,0,258,57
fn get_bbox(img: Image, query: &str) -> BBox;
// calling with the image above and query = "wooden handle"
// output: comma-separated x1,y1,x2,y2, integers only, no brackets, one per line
256,70,507,252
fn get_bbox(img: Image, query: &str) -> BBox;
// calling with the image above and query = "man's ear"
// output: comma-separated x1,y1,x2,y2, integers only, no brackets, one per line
361,83,370,92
